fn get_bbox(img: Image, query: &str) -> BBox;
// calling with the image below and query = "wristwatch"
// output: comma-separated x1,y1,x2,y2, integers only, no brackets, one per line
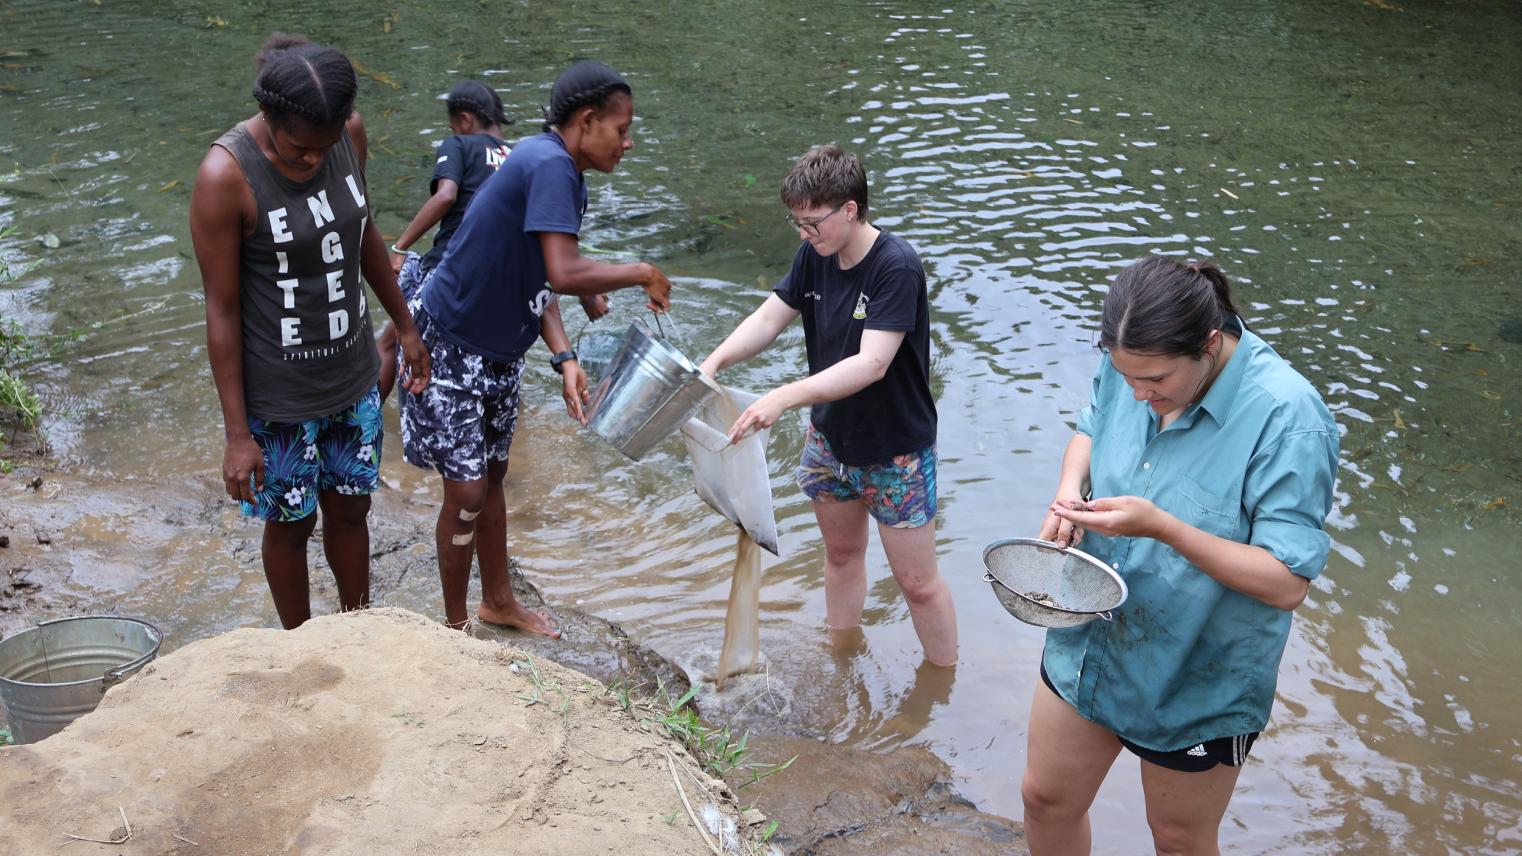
549,350,578,374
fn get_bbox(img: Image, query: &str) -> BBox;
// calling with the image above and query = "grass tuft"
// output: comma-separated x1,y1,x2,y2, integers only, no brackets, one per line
606,677,796,787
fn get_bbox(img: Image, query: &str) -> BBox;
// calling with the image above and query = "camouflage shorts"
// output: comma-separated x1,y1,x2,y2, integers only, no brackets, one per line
397,284,523,483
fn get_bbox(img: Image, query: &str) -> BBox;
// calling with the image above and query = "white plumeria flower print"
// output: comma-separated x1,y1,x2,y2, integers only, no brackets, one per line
284,486,307,508
357,443,374,463
304,444,318,461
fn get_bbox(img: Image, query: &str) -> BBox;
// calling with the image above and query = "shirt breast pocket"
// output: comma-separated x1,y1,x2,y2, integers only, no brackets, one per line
1173,477,1244,542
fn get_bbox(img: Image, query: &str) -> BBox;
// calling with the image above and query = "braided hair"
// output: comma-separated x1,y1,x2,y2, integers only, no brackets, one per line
251,34,357,130
542,61,631,132
445,80,508,127
1100,256,1247,358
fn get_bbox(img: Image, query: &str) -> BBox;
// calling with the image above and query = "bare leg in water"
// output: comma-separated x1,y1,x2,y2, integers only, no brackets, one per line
434,460,558,636
475,458,557,636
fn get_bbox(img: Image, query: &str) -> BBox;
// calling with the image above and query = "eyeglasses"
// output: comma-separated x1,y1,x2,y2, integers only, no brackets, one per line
785,204,845,237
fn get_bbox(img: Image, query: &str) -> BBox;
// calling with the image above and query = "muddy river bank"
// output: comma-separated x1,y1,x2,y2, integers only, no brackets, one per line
0,457,1026,854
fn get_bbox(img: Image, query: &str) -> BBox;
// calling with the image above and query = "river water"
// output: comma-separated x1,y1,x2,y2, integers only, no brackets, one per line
3,1,1520,853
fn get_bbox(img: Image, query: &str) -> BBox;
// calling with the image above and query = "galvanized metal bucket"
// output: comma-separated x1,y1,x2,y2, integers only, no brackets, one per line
0,616,162,744
982,538,1128,628
586,316,718,461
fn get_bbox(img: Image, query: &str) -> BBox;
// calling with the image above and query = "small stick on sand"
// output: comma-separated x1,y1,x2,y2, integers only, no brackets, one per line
61,806,131,845
666,750,721,856
171,832,201,846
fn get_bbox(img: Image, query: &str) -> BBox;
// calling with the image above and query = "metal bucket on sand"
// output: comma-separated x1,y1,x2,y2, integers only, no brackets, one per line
0,615,162,744
586,314,719,461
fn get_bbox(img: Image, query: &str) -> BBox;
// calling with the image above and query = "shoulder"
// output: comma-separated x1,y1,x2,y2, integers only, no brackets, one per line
871,232,926,275
866,232,927,287
875,231,923,264
1237,334,1336,437
509,133,554,159
195,142,249,202
344,110,367,157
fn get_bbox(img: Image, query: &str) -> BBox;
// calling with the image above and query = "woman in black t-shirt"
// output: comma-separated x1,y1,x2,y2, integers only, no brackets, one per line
700,145,958,667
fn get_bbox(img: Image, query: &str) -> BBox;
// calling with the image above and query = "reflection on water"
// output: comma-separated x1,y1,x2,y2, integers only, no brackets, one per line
3,1,1521,852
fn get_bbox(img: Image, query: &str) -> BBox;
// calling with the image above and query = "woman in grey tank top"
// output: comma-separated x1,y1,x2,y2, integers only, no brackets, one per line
188,33,430,630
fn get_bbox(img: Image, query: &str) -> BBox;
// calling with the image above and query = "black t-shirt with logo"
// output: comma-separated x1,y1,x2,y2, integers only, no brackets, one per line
774,230,936,465
422,132,510,269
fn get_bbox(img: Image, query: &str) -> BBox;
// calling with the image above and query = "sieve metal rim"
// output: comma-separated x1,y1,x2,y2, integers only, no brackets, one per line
980,537,1129,615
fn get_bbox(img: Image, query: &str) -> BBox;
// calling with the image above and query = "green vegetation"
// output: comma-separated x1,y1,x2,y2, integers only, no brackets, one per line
0,226,58,469
512,653,573,721
0,727,12,746
0,320,51,472
607,677,795,787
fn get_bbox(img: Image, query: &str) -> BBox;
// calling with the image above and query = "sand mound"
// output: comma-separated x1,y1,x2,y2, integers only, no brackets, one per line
0,608,752,855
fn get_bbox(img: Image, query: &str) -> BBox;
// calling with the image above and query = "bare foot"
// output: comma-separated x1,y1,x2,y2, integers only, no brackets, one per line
477,601,561,638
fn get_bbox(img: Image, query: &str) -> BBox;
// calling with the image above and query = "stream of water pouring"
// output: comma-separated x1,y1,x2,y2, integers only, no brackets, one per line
710,388,763,689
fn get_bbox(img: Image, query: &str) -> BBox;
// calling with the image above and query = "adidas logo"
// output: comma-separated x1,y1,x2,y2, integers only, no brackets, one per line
1186,744,1208,757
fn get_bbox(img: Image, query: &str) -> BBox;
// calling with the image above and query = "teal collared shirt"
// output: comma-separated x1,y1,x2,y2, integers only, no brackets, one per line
1043,326,1339,751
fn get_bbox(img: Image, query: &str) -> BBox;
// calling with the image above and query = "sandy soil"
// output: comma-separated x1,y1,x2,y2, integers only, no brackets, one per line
0,608,769,855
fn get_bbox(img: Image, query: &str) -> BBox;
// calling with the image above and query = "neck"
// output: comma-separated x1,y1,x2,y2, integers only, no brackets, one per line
549,126,589,172
1193,332,1240,402
837,222,881,270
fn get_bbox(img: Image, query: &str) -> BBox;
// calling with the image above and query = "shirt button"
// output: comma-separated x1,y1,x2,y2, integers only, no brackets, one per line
1112,562,1120,569
1142,462,1151,469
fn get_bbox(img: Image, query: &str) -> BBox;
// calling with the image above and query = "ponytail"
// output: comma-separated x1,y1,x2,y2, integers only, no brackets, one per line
1185,260,1244,328
1100,256,1246,357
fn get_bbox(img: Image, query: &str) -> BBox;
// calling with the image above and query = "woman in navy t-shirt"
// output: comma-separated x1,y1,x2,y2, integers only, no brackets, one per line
397,61,672,637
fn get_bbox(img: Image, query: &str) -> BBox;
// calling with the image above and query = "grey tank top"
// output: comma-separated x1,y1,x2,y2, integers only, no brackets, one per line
214,122,379,422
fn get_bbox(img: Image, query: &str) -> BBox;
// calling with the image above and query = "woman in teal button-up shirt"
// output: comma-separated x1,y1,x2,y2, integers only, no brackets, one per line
1021,256,1338,855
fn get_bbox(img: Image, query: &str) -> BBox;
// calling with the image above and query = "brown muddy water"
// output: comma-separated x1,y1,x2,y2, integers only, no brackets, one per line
2,2,1521,853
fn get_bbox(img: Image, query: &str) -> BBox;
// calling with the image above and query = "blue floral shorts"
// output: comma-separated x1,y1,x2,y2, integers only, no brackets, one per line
397,279,523,484
241,385,384,522
795,426,938,528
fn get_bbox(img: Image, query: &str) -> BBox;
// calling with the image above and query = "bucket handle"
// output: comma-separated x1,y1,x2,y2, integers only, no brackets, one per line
33,616,163,692
101,664,130,693
648,307,693,353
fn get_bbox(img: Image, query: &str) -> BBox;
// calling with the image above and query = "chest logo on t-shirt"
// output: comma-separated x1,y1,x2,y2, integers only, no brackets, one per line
852,292,870,320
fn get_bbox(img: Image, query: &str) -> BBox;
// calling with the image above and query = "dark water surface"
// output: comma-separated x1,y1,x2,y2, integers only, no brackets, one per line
3,1,1521,852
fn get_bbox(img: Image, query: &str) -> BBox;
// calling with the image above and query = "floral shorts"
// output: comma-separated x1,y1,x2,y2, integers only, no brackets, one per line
397,286,523,484
795,426,937,528
241,385,384,522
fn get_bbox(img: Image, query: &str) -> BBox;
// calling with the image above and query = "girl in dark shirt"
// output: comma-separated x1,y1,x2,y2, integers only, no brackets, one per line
189,33,429,629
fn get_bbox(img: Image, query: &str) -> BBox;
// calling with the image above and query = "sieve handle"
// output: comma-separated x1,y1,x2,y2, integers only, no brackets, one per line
983,571,1022,598
1097,610,1114,622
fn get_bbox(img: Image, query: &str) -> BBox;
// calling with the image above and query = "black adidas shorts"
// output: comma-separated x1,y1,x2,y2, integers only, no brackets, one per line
1039,664,1258,773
